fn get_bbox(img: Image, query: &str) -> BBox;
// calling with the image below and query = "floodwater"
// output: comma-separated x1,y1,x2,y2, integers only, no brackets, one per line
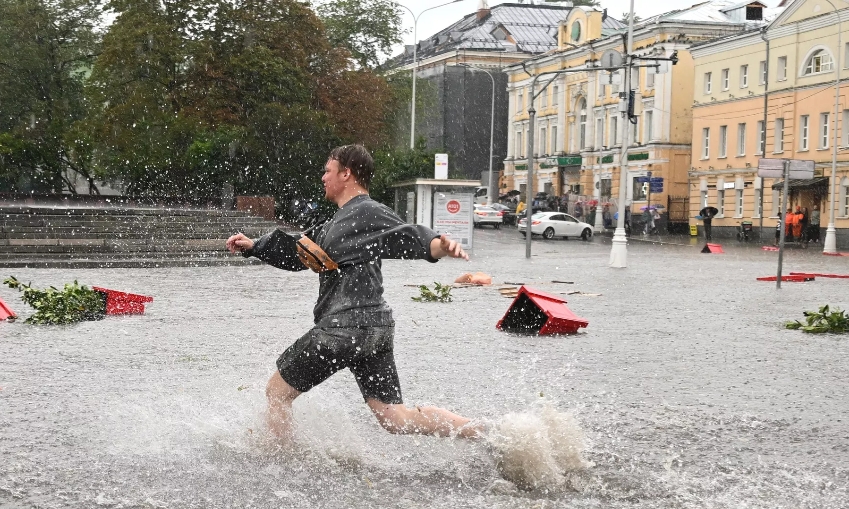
2,231,848,508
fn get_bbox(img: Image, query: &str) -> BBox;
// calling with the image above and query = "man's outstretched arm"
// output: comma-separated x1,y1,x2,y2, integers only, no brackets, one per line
429,235,469,261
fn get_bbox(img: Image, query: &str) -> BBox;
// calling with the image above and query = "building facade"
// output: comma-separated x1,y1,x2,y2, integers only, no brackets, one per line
390,2,575,182
689,0,849,246
502,1,769,231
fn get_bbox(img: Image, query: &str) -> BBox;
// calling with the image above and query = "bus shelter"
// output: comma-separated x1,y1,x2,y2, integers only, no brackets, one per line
391,178,480,228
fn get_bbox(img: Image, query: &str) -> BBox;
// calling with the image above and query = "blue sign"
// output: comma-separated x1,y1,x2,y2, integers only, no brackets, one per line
637,176,664,184
650,184,663,193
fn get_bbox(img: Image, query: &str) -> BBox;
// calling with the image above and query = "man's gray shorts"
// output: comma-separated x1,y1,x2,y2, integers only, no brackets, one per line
276,325,402,404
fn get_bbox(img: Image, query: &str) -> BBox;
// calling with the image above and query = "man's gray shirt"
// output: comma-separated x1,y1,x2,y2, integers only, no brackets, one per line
248,195,441,328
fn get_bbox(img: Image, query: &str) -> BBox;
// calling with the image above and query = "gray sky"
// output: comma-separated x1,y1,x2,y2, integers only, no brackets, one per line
389,0,755,57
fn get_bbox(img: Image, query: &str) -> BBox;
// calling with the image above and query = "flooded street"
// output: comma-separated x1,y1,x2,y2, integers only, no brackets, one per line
2,230,848,508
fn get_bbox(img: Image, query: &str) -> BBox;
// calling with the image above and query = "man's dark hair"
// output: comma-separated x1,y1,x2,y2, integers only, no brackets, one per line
329,144,374,190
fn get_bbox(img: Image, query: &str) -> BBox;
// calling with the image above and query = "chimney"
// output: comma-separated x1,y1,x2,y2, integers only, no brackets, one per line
477,0,490,21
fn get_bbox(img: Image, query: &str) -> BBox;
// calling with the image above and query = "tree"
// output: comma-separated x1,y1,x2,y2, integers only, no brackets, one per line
312,0,403,69
0,0,103,194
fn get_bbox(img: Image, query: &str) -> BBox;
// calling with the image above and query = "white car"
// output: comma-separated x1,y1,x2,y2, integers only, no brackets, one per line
518,212,594,240
473,205,503,228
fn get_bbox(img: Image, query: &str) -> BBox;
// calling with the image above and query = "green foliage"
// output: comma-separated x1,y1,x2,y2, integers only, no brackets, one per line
785,305,849,334
3,276,106,325
411,282,453,303
313,0,403,70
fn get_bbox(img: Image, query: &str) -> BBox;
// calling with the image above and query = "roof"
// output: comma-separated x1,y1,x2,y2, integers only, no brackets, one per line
634,0,779,27
771,177,830,190
389,3,582,66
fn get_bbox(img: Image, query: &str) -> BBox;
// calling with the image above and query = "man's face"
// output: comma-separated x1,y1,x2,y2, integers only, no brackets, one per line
322,158,349,204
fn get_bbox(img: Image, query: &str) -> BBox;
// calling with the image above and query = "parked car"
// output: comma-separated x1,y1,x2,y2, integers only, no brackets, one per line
490,202,517,225
473,204,503,228
517,212,594,240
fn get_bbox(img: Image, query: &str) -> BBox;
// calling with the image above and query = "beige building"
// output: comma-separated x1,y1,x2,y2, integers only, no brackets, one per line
502,1,771,231
689,0,849,246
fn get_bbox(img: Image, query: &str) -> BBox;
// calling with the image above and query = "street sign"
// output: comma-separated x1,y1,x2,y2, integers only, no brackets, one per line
600,49,623,68
757,158,815,179
636,177,663,183
650,184,663,193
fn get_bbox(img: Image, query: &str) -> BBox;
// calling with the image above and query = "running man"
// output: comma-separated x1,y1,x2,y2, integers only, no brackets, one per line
226,144,482,442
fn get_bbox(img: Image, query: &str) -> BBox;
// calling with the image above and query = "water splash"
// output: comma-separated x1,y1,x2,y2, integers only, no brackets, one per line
487,402,591,490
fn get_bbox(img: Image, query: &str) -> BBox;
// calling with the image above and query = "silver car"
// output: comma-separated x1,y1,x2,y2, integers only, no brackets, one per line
473,205,503,229
517,212,594,240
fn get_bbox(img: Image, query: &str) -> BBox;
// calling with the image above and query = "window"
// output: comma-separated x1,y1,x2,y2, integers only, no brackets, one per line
804,50,834,75
737,123,746,156
775,118,784,152
517,91,523,113
842,177,849,216
579,100,587,149
777,56,787,81
721,68,729,90
800,115,809,150
746,5,763,20
719,125,728,158
736,189,744,217
551,125,558,153
845,42,849,69
759,60,767,85
632,120,639,145
702,127,710,159
771,188,780,216
704,72,712,94
633,177,647,201
541,89,548,108
644,111,653,142
610,114,618,146
552,85,559,106
820,113,830,149
717,189,725,216
843,109,849,147
757,120,765,154
596,117,604,148
539,127,547,155
740,65,748,88
598,77,605,97
631,67,640,89
516,130,523,157
701,190,708,209
646,70,655,88
754,188,763,218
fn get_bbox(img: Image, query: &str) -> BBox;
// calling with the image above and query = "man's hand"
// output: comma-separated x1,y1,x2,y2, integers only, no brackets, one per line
431,235,469,261
226,233,254,254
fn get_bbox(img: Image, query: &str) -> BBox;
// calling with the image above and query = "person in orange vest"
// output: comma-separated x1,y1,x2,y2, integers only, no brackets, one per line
792,206,804,241
785,207,795,241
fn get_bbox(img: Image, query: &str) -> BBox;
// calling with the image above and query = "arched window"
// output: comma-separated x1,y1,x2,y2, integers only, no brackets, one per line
578,99,587,149
804,50,833,75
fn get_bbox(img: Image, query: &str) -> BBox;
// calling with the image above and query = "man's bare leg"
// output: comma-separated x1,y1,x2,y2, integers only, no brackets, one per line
366,399,484,439
265,371,301,442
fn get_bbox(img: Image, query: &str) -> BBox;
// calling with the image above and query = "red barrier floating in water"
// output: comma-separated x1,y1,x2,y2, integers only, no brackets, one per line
497,286,588,335
92,287,153,315
790,272,849,279
0,297,16,321
701,243,724,254
756,275,815,282
762,246,779,251
823,252,849,257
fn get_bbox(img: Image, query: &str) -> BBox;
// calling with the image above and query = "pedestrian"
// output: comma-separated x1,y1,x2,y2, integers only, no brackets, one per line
516,200,526,216
809,204,821,243
799,206,809,245
574,202,583,220
602,204,612,229
226,144,482,443
785,207,795,242
774,214,782,246
642,207,652,234
792,206,803,241
699,205,718,241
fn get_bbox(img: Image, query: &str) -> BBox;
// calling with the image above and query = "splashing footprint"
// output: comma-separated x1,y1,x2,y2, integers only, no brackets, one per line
487,403,592,490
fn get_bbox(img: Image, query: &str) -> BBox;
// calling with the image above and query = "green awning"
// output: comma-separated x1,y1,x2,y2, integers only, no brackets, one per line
771,177,829,190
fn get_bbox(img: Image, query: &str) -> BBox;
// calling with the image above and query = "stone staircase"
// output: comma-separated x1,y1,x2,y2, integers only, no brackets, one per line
0,205,285,268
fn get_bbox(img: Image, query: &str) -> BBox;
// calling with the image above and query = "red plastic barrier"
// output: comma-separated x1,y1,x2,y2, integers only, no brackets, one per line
756,275,815,282
701,243,724,254
496,286,588,335
0,297,16,321
823,252,849,257
790,272,849,279
762,246,779,251
92,287,153,315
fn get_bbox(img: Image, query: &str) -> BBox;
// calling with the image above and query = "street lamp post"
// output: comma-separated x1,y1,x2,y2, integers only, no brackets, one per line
823,0,845,253
609,0,637,268
395,0,465,149
458,63,497,205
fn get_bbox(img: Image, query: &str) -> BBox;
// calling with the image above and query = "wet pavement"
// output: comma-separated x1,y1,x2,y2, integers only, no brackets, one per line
1,228,848,508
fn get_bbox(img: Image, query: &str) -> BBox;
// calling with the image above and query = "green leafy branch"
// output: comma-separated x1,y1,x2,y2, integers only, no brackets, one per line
785,304,849,334
411,282,453,303
3,276,105,325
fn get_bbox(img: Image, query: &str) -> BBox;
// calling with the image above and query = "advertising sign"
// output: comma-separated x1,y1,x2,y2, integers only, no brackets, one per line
434,153,448,180
757,158,815,179
433,193,473,250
